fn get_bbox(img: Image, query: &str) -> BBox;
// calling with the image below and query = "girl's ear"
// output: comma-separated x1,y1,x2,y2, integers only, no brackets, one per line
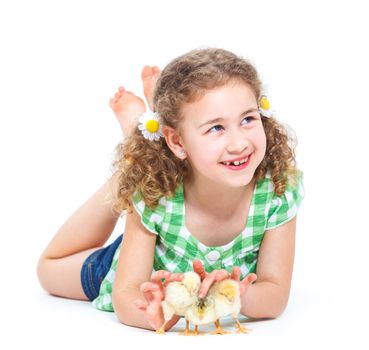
162,126,186,159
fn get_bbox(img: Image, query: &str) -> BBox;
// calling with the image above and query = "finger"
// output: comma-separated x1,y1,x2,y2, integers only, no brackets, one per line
231,266,241,281
141,282,160,292
246,273,257,284
140,282,159,301
118,86,125,91
134,299,148,311
198,271,218,298
151,270,171,283
214,269,230,281
163,273,183,287
166,273,184,283
193,260,207,280
142,281,165,303
240,273,257,292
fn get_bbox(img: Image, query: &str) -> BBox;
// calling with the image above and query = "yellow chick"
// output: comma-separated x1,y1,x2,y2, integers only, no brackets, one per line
208,279,250,334
184,296,217,335
156,271,201,334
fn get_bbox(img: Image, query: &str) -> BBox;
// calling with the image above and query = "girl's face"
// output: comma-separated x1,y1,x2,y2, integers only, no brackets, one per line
179,80,267,189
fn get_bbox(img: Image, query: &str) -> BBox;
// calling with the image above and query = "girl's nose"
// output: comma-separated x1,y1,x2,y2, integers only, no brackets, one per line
225,128,249,153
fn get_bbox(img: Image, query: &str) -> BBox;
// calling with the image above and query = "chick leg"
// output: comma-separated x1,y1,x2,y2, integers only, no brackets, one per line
211,319,230,335
233,318,251,334
193,325,204,336
155,321,168,334
179,320,191,336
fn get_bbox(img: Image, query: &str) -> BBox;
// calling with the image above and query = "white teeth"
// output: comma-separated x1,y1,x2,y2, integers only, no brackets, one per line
222,156,248,166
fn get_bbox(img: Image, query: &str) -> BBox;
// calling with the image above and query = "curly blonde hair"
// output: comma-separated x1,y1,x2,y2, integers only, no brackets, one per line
108,48,300,216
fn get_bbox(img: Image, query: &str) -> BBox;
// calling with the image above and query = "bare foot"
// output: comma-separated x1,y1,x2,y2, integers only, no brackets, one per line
141,65,161,110
109,87,146,137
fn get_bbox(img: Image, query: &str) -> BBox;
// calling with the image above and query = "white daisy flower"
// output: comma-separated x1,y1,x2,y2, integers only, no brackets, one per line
258,95,274,118
138,111,164,141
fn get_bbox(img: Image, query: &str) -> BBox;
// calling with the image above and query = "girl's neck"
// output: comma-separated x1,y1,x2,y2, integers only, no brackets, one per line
183,175,255,218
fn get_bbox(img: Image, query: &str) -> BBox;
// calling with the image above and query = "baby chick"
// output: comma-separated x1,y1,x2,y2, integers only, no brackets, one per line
184,294,216,335
208,279,250,334
184,278,249,335
156,271,201,335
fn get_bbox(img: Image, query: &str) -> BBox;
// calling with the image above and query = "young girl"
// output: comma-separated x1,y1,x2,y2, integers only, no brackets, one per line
37,48,304,332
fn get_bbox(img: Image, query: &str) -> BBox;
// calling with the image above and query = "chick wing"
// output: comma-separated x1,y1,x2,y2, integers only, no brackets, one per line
156,271,201,334
209,278,241,318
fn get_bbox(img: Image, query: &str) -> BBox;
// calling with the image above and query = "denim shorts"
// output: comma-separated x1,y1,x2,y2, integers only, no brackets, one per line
80,234,123,301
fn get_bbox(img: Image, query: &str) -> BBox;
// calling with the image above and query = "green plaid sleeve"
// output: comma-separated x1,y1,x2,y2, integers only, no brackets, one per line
131,191,164,235
266,171,305,230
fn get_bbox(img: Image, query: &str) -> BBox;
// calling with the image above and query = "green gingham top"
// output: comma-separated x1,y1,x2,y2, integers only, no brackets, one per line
92,171,304,311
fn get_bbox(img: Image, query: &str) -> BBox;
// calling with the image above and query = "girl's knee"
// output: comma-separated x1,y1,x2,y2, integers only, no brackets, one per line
36,251,91,300
36,255,53,293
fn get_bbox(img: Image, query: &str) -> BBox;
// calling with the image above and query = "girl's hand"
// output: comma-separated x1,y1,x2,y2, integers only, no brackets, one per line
192,259,257,298
134,270,183,330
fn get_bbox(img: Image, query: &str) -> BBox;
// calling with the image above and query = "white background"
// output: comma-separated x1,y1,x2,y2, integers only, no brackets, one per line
1,0,368,349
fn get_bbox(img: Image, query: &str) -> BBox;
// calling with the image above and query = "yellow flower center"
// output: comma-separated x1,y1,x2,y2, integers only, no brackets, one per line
146,119,159,133
259,96,270,110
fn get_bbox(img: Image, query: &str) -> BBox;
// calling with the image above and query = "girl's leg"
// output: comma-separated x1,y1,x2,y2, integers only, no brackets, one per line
37,180,120,300
38,67,160,300
38,248,101,300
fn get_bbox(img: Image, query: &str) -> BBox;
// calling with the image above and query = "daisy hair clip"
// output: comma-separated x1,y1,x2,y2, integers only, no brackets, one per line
138,110,164,141
258,94,274,118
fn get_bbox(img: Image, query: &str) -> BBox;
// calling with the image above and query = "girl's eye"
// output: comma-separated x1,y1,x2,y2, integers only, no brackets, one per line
242,116,254,124
208,124,224,133
208,116,254,133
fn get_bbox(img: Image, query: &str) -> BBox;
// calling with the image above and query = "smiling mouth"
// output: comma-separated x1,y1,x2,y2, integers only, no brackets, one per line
219,154,252,170
220,155,249,166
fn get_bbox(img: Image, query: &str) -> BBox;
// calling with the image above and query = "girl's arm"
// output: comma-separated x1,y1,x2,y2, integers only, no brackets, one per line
240,217,297,318
112,207,180,331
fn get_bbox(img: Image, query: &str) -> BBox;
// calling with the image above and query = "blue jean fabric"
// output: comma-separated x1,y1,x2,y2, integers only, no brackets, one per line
80,234,123,301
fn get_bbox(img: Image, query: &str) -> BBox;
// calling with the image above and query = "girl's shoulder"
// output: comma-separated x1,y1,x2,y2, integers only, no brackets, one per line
257,169,304,193
259,170,305,230
130,183,184,235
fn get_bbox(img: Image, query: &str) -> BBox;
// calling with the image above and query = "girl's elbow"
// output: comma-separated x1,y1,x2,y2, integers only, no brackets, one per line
118,314,134,327
240,301,288,319
112,289,129,324
266,308,285,319
268,301,288,319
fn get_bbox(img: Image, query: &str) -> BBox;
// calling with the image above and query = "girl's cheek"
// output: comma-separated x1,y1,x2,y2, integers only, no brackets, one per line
255,128,267,150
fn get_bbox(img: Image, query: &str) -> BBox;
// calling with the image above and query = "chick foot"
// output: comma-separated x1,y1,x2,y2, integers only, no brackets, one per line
192,325,205,336
156,321,168,335
210,320,230,335
178,320,191,336
234,318,251,334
